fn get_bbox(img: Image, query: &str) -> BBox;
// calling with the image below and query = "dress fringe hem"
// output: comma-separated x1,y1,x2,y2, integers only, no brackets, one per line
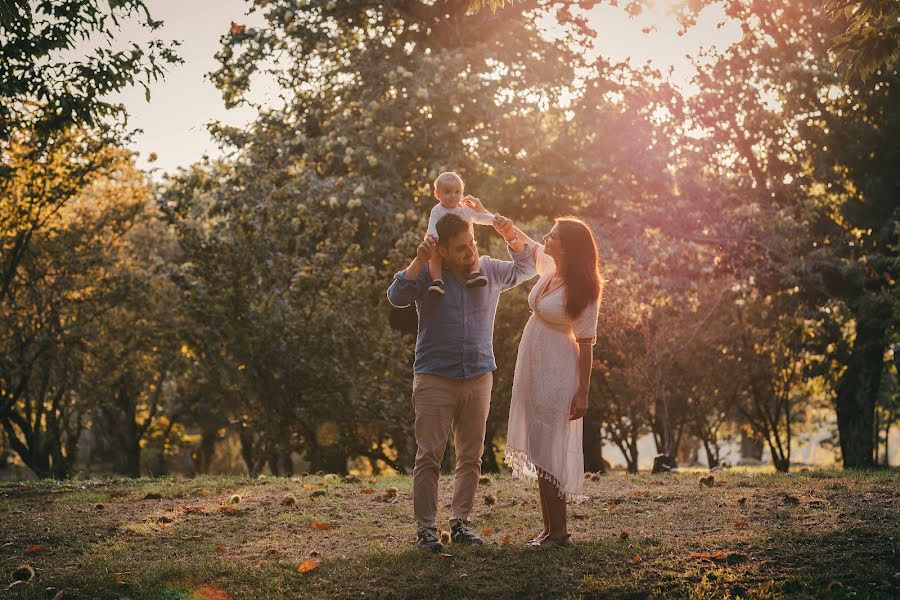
504,448,585,503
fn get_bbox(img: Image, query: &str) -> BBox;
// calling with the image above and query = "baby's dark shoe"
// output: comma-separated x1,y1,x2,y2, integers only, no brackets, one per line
465,272,488,288
428,279,446,295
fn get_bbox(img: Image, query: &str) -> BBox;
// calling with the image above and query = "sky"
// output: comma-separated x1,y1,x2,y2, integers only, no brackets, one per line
97,0,742,176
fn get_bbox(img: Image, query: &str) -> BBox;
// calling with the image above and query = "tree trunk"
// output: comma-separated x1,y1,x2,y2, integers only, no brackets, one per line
583,415,607,473
481,427,499,473
740,429,764,462
702,439,720,469
835,305,888,468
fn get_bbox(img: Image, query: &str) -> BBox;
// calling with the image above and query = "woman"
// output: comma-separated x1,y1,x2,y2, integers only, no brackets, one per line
505,217,602,547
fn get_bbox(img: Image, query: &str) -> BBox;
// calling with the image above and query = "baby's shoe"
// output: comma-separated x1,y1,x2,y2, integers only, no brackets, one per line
465,272,488,288
428,279,446,295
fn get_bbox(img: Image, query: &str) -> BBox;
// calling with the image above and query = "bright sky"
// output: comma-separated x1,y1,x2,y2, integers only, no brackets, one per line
99,0,740,176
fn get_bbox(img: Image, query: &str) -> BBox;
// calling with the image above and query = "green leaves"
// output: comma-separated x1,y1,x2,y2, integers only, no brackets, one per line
0,0,181,141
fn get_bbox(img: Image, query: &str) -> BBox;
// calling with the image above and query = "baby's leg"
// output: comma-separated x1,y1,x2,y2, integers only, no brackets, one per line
428,249,445,296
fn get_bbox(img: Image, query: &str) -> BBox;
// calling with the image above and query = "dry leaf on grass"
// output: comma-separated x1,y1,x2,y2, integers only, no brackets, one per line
734,521,749,528
215,544,226,555
633,554,642,562
298,558,322,573
501,534,510,545
360,488,375,494
481,527,494,535
24,545,46,554
311,521,332,530
689,551,726,560
191,585,232,600
219,505,236,512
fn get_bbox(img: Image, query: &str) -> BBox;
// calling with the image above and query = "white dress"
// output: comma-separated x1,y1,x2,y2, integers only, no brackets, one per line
504,244,599,501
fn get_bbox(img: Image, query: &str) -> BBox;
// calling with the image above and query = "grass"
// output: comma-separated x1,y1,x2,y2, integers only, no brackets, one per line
1,469,898,599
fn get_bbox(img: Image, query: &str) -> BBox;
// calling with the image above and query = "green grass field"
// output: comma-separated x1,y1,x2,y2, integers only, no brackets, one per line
1,469,898,599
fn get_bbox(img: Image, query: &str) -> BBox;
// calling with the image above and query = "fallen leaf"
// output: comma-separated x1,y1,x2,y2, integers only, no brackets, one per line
303,484,319,490
215,544,226,555
360,488,375,494
501,534,511,545
311,521,332,530
192,585,232,600
734,521,749,528
516,525,525,533
481,527,494,535
220,505,236,512
182,505,206,513
298,558,322,573
689,551,726,560
230,22,245,35
24,545,46,554
196,489,210,496
633,553,642,562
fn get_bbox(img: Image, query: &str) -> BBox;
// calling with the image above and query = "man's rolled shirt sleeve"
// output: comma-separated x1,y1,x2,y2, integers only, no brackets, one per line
387,269,426,307
486,243,537,291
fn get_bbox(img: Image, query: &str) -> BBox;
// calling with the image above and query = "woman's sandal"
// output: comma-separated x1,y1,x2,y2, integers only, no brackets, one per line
528,533,572,548
536,534,572,548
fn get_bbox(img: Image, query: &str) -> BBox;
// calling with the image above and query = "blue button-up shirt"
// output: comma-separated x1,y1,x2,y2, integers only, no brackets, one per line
387,246,537,379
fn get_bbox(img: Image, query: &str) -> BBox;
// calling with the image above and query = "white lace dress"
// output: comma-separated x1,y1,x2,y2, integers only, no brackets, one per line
504,244,599,501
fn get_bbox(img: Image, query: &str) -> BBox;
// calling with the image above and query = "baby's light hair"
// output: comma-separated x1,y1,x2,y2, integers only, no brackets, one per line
433,171,464,193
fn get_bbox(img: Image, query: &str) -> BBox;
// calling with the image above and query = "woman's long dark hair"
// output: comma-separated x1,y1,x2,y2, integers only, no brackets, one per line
555,217,602,319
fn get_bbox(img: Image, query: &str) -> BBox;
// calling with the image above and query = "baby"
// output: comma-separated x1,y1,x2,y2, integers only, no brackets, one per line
426,171,495,295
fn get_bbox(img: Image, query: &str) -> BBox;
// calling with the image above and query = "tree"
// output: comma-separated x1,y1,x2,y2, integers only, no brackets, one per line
825,0,900,81
0,132,150,478
160,0,607,475
671,0,898,468
0,0,180,141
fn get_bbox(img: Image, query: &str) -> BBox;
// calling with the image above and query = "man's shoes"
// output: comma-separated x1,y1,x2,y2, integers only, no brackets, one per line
465,272,488,288
416,526,444,552
450,520,484,545
428,279,446,296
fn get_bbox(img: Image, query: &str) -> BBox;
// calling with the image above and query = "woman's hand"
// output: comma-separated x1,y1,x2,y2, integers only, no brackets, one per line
569,389,588,420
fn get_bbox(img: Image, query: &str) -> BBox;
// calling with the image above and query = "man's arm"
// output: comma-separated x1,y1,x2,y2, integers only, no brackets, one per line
387,236,435,307
484,214,536,290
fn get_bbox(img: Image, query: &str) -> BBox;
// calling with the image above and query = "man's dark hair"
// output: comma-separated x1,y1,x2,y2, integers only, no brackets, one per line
435,213,469,246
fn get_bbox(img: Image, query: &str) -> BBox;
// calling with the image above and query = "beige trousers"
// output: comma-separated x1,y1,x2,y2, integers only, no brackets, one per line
412,371,493,529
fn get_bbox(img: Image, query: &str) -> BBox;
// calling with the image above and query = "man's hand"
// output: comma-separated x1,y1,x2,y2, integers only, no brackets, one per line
492,213,515,241
463,195,487,213
416,235,437,262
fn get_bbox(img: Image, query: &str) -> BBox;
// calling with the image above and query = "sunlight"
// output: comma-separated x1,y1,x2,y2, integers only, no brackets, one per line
541,0,742,93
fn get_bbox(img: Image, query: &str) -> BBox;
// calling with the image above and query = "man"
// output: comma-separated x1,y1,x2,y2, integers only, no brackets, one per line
387,212,536,552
